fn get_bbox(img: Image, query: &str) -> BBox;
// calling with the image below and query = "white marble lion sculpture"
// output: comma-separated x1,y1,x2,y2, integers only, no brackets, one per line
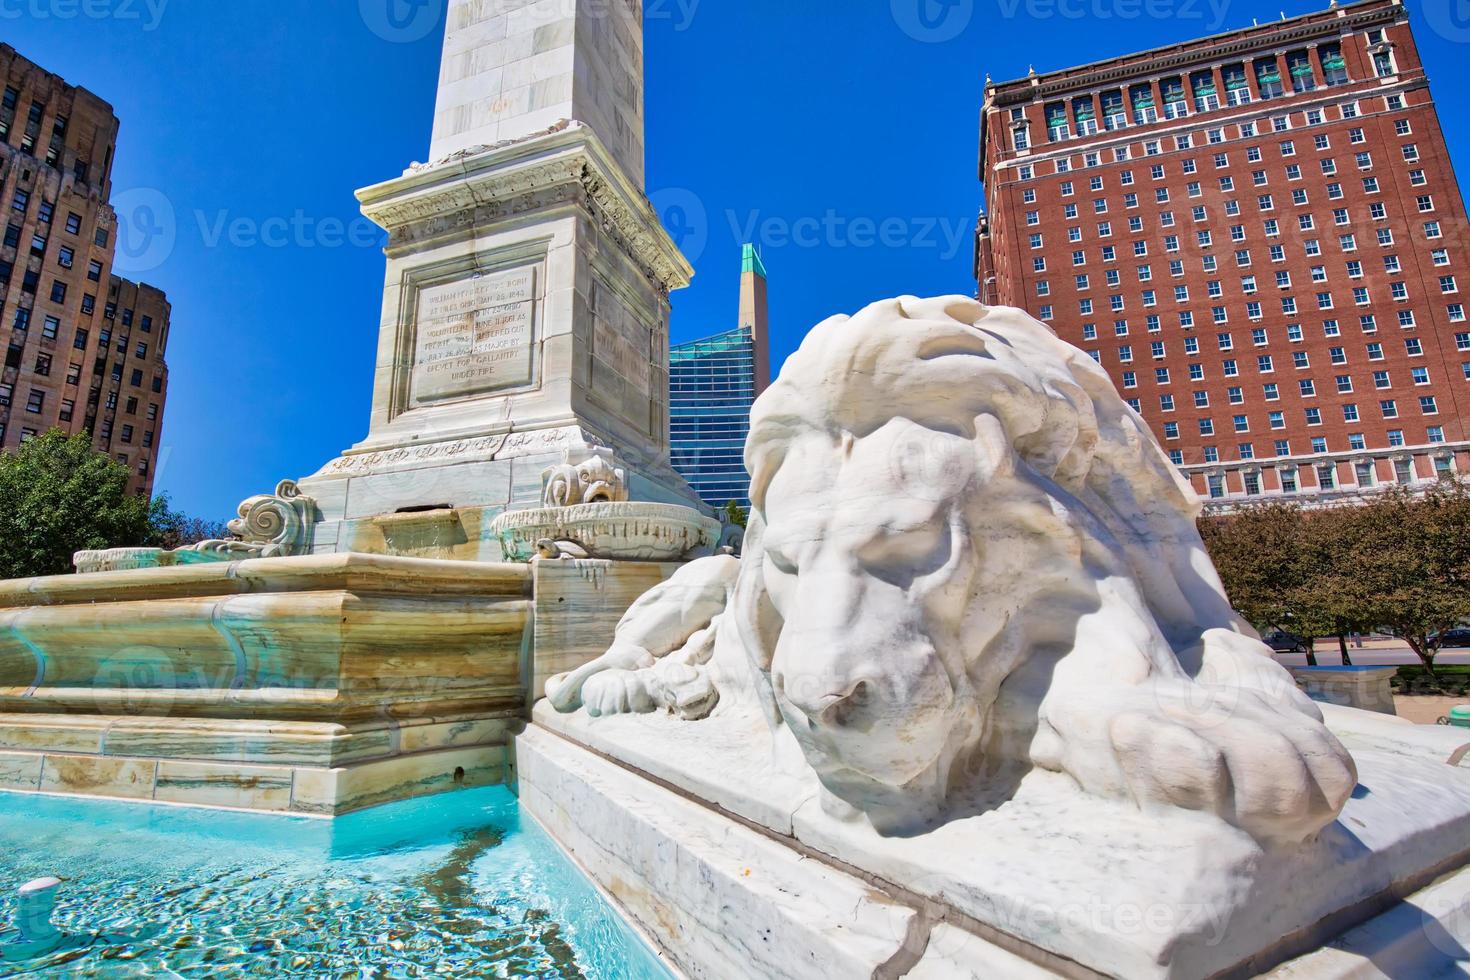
547,296,1356,845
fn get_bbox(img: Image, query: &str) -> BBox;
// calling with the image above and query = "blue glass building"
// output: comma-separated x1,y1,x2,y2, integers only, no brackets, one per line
669,245,771,511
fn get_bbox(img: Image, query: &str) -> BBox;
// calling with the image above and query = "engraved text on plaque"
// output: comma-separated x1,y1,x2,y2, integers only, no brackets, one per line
411,267,537,404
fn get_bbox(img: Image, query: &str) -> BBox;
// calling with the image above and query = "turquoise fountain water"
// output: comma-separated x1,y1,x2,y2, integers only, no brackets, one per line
0,787,671,978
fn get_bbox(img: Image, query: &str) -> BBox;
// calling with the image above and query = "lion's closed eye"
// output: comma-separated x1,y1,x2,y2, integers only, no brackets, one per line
857,520,954,590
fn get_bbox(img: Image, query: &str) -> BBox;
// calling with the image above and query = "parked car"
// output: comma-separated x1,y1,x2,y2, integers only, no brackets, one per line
1435,628,1470,649
1262,631,1310,653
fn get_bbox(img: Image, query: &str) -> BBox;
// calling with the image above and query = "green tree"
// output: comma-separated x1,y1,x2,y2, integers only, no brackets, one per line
1327,481,1470,679
147,495,231,550
1200,502,1301,629
0,430,152,579
1200,502,1326,665
721,500,749,529
1293,507,1374,666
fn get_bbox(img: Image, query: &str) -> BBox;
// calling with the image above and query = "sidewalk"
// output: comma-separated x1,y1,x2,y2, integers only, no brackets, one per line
1393,695,1467,725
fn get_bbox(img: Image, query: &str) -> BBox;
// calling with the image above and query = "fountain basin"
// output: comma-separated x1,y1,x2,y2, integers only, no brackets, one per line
489,502,720,562
0,553,532,815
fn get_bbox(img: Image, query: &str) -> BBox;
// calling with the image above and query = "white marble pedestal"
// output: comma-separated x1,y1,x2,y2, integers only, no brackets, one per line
1290,666,1400,715
517,703,1470,979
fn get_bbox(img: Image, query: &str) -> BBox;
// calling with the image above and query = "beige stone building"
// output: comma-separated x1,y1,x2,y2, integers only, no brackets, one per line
0,44,172,497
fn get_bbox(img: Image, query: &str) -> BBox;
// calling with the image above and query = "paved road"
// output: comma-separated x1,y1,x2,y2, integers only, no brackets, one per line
1273,644,1470,667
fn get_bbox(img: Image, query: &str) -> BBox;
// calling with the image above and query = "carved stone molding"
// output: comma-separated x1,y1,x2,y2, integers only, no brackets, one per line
489,501,719,563
314,436,511,477
369,158,583,232
579,165,690,296
193,480,316,560
358,126,691,296
310,427,600,480
405,120,574,175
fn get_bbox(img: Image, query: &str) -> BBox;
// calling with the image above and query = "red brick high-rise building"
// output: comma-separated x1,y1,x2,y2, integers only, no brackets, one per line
0,44,172,497
976,0,1470,505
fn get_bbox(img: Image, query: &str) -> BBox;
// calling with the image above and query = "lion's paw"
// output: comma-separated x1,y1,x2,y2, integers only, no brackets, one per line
1044,683,1357,846
582,670,656,717
1114,687,1356,845
578,662,720,720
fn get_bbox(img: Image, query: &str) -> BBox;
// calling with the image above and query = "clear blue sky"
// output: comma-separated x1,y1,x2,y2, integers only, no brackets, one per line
7,0,1470,519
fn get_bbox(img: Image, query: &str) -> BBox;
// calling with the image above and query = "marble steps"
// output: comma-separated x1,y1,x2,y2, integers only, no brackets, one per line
0,742,510,815
0,712,520,768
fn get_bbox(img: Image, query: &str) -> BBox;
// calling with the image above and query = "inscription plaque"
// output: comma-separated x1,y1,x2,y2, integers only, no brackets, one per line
592,282,652,396
411,267,537,404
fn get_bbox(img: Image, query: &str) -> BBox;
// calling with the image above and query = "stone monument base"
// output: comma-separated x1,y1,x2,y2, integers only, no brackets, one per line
518,703,1470,979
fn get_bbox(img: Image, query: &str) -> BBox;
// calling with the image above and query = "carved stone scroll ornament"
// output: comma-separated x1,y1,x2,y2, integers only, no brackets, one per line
189,480,316,560
73,481,317,574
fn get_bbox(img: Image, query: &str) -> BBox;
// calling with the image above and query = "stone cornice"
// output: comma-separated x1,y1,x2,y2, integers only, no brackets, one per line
986,74,1422,177
356,122,693,295
987,3,1400,108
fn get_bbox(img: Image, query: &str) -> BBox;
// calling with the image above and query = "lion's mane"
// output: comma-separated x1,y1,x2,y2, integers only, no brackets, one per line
743,295,1245,654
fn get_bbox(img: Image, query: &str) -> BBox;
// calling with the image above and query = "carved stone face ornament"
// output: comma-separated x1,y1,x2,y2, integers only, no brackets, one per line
540,450,629,508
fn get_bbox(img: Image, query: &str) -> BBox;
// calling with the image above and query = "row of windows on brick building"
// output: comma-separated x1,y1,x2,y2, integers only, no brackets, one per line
1204,454,1449,500
1024,146,1427,216
1009,88,1413,177
1,187,114,301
